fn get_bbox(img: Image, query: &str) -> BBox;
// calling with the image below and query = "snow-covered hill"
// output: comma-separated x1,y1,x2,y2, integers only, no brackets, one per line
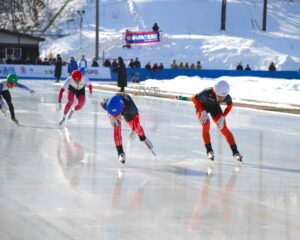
40,0,300,70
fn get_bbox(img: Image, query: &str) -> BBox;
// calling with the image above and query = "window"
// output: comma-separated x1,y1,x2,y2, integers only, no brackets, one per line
5,47,22,59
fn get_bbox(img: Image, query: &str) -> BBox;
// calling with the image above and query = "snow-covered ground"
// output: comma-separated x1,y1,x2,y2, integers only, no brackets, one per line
141,75,300,108
40,0,300,70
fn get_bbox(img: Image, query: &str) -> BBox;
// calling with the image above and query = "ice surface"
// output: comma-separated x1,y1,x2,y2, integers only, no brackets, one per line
1,81,300,240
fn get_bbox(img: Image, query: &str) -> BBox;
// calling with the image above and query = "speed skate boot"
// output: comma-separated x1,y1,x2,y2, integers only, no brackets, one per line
67,109,74,120
118,153,126,164
207,151,214,161
233,152,243,162
59,116,66,125
205,143,214,161
11,117,19,125
231,144,243,162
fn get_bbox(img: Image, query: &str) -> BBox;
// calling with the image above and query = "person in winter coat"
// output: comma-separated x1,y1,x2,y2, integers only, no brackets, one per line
191,80,243,162
54,54,63,82
116,57,127,92
91,58,99,67
152,23,159,32
58,70,93,125
0,73,34,124
268,62,276,71
78,55,88,74
67,57,78,76
100,94,154,164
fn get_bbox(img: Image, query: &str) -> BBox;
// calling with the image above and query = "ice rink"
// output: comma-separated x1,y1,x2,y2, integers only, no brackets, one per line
1,80,300,240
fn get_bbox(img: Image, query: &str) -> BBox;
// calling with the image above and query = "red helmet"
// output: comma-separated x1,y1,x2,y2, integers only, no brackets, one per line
71,70,83,81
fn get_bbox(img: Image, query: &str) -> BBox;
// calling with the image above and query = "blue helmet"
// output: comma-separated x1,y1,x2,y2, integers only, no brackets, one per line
106,95,124,116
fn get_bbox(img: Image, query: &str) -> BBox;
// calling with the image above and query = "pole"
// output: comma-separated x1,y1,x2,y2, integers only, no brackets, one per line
262,0,267,31
95,0,99,60
221,0,227,31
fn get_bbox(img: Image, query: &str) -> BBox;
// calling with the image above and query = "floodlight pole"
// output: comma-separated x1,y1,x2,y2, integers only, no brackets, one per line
221,0,227,31
95,0,99,60
262,0,267,31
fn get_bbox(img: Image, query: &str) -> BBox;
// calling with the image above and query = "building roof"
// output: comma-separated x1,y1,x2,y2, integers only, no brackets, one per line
0,29,45,42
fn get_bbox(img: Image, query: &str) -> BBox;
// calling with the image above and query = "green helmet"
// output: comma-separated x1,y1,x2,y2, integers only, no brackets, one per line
7,73,18,84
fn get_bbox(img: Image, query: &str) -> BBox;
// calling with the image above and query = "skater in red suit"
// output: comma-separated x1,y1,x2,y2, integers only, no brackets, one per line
191,80,243,162
58,70,92,125
100,93,154,164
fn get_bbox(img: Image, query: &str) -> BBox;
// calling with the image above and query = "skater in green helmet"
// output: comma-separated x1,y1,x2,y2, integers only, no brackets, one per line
0,73,34,124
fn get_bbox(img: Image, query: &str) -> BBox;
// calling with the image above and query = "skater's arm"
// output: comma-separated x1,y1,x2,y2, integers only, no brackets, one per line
223,104,232,117
223,95,233,117
16,83,34,93
191,96,204,112
100,98,108,111
58,88,65,103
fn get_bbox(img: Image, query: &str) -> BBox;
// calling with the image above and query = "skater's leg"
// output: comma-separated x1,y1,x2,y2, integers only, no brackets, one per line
197,111,214,159
113,120,123,148
64,91,75,115
213,115,236,146
127,114,145,140
197,111,211,145
1,90,16,120
213,115,242,160
74,95,85,111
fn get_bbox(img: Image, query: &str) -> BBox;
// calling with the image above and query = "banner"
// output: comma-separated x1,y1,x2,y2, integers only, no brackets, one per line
0,64,112,81
124,31,160,45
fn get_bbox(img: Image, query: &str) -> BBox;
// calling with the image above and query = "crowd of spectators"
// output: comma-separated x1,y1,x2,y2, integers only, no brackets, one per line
0,54,286,73
170,60,202,70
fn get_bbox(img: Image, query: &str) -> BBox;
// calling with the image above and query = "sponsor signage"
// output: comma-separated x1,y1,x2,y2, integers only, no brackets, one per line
0,64,111,80
125,31,160,44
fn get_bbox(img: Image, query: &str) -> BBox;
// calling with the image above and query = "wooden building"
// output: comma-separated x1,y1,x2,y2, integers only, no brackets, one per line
0,29,45,63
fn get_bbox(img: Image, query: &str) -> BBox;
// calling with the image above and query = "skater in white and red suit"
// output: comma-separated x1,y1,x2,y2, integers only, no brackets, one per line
58,69,92,125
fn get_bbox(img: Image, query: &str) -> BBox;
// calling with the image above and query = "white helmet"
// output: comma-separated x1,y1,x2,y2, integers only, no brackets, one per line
214,80,230,96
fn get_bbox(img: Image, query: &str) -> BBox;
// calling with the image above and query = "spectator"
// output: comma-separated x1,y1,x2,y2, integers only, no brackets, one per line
123,29,132,49
268,62,276,71
158,63,164,70
170,59,178,69
43,58,50,65
91,58,99,67
190,63,195,69
24,55,32,65
103,58,111,67
152,63,159,72
236,62,243,70
54,54,63,83
245,64,251,71
178,62,184,69
152,22,159,32
184,62,189,69
6,55,13,64
116,56,127,92
196,61,202,70
134,58,141,68
128,59,135,68
67,56,78,76
111,59,118,71
78,55,88,74
145,62,151,71
35,57,43,65
12,57,22,64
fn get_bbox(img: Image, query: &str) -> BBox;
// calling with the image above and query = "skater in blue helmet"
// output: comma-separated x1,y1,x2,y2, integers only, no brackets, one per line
100,94,154,164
